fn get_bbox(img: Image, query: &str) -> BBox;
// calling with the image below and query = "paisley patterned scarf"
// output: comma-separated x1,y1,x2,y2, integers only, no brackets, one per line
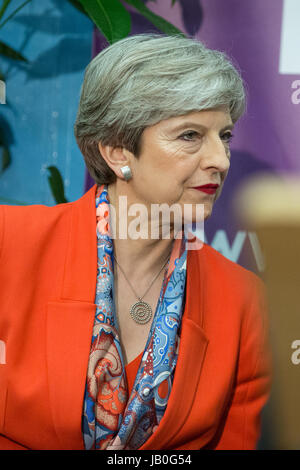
82,184,187,450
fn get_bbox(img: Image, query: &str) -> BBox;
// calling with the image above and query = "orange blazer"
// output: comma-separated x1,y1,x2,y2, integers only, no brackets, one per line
0,184,272,450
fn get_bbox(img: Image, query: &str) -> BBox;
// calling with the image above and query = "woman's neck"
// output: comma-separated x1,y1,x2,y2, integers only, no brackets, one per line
107,182,176,282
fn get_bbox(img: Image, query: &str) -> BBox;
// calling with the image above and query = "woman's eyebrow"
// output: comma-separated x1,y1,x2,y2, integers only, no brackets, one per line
170,121,234,132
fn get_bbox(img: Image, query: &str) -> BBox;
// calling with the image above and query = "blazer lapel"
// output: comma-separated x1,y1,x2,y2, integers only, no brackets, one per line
140,246,210,450
46,185,98,450
46,301,96,449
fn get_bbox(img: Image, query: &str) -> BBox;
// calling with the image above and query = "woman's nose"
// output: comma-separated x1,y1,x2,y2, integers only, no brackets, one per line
200,135,231,173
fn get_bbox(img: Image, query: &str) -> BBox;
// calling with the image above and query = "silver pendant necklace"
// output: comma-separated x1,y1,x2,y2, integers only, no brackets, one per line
113,253,171,325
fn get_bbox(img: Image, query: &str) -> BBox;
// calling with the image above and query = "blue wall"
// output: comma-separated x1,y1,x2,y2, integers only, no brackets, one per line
0,0,93,205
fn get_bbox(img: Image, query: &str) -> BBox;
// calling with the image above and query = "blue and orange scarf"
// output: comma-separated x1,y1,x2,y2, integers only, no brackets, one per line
82,184,187,450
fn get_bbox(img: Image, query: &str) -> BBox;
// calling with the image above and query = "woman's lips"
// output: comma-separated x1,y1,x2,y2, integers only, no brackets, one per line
193,185,219,195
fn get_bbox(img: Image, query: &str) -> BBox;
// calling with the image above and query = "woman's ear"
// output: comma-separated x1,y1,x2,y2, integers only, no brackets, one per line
98,142,132,179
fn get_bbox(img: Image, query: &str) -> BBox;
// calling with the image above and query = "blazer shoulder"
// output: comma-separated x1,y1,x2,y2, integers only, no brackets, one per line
0,185,96,229
200,241,265,290
0,201,75,263
0,185,97,256
1,200,73,231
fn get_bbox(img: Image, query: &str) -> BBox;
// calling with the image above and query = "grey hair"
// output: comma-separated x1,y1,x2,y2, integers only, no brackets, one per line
74,33,246,185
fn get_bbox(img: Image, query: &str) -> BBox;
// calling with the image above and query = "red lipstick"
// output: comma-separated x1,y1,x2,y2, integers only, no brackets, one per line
193,184,219,195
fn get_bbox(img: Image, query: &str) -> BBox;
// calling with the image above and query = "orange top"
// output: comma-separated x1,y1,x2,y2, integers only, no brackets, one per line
125,351,173,401
125,351,143,397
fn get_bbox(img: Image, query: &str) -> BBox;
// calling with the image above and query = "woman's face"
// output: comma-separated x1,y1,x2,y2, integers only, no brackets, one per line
127,106,233,225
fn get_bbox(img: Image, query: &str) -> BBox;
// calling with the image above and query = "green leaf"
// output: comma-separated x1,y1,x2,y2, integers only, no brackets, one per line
0,0,32,29
0,145,11,173
78,0,131,44
47,166,68,204
0,0,11,21
171,0,178,6
0,196,27,205
0,127,11,172
67,0,90,18
0,40,28,62
123,0,185,36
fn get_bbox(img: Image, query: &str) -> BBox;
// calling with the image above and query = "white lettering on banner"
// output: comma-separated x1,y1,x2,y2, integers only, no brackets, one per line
291,80,300,104
0,80,5,104
291,340,300,365
248,231,266,271
210,230,246,263
209,230,265,271
279,0,300,74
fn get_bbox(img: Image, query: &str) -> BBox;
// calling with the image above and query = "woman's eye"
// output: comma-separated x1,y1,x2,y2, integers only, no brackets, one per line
179,130,234,143
221,131,234,143
179,131,199,141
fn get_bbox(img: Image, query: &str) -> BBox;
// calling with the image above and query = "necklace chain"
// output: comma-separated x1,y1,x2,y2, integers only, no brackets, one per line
113,251,171,325
113,253,170,300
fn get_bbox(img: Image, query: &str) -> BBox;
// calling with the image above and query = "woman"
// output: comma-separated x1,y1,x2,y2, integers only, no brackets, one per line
0,34,271,450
